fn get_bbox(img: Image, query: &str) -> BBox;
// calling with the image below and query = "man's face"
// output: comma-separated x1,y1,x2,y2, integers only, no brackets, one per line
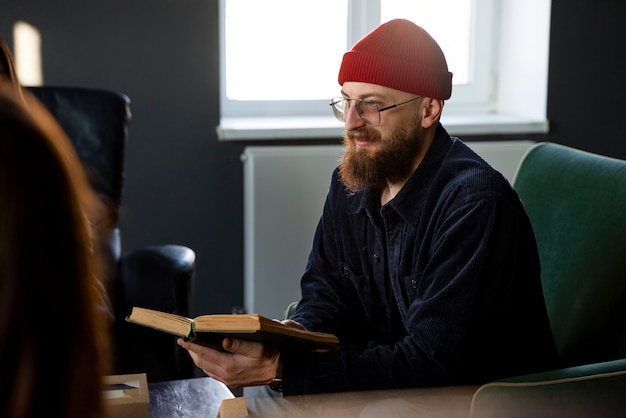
338,82,425,193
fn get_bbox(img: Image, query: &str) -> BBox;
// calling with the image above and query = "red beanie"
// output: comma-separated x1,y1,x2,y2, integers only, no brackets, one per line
338,19,452,100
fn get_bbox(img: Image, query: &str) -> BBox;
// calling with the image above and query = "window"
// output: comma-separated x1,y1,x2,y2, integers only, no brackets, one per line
13,21,43,86
218,0,551,140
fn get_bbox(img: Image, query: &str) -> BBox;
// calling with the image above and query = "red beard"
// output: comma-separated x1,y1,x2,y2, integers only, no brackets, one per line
339,121,424,193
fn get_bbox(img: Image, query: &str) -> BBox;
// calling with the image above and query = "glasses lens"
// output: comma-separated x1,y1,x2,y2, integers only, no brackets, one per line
329,97,381,126
356,100,380,126
330,97,345,122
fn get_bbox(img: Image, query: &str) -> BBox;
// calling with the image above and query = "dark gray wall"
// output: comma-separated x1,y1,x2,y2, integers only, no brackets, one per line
1,0,625,316
545,0,626,159
1,1,244,315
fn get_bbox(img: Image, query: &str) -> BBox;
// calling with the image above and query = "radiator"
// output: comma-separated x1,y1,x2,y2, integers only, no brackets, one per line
242,140,534,319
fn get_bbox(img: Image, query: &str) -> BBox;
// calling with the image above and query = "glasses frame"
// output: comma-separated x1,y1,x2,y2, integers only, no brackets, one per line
330,96,422,126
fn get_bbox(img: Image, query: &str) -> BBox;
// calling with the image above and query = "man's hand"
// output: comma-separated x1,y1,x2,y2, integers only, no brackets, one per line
177,337,280,388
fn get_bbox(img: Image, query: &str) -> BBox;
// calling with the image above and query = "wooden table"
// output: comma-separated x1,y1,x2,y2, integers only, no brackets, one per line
147,376,479,418
244,385,479,417
147,373,626,418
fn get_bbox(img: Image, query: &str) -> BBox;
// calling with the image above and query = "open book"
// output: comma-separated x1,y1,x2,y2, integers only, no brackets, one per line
126,307,339,351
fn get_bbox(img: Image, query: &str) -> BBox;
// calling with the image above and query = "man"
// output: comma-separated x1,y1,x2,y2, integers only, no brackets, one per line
179,18,558,396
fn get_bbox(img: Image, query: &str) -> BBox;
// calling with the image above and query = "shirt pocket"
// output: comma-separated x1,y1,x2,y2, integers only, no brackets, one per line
339,261,375,317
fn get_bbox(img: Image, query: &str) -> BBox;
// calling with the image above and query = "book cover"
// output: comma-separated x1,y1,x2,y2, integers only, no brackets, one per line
126,306,338,351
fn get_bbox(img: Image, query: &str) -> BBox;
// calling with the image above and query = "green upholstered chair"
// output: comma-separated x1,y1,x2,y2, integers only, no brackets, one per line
513,142,626,368
470,142,626,417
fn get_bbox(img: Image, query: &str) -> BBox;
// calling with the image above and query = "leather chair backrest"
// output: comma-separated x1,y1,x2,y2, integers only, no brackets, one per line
513,142,626,367
27,86,131,276
27,86,131,225
23,86,195,381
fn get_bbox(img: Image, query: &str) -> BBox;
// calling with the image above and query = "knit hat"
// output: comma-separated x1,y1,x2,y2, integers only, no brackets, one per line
338,19,452,100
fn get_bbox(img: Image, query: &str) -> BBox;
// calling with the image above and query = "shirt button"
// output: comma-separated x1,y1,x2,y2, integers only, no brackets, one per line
343,266,350,276
372,254,380,263
410,279,418,289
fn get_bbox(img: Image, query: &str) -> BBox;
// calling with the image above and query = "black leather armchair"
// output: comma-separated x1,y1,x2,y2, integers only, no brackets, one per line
27,86,194,382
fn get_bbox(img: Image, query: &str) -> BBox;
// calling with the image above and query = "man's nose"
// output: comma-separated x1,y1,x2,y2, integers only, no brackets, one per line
344,103,366,131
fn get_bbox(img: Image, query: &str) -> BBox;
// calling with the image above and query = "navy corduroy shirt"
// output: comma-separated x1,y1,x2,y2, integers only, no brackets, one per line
284,125,558,395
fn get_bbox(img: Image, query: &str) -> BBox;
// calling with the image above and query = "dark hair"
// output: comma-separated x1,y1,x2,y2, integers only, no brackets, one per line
0,81,111,418
0,37,25,102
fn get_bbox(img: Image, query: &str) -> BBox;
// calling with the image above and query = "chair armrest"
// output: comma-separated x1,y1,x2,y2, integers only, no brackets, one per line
120,244,195,317
117,244,196,381
469,358,626,418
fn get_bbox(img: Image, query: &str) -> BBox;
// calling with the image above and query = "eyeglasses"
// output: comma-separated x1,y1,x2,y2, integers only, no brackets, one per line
329,96,422,126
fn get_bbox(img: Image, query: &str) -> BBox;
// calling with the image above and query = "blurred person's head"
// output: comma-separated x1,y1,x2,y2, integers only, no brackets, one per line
0,80,111,418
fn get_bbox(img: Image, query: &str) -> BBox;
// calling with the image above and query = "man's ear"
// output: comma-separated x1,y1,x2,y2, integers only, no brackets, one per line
421,99,443,129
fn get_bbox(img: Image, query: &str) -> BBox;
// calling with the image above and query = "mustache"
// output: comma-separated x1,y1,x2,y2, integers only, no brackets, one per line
345,127,381,142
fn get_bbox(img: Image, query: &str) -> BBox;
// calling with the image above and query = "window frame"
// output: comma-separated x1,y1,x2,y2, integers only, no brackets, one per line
217,0,551,140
